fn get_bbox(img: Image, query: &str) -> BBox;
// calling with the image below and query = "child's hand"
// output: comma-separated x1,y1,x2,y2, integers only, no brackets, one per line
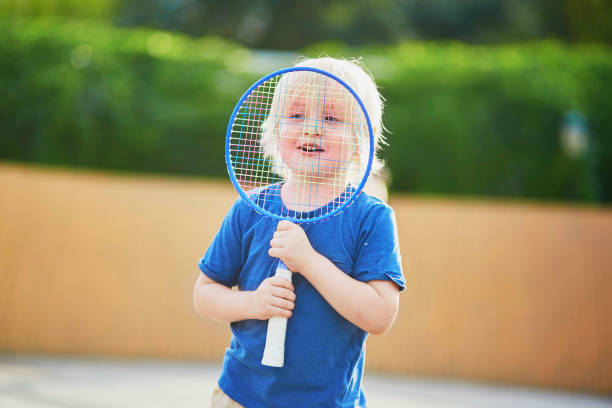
268,220,318,273
248,276,295,320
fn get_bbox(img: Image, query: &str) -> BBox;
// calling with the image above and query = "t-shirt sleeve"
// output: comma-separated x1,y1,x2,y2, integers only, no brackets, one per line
198,199,244,287
352,204,405,291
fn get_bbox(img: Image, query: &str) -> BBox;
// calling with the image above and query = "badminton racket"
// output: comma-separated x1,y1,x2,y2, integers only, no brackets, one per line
225,66,374,367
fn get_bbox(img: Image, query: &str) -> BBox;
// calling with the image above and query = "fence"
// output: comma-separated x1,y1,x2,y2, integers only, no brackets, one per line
0,163,610,392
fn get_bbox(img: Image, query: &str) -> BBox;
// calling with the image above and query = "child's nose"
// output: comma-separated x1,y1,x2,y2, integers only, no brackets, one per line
303,118,321,136
304,128,321,137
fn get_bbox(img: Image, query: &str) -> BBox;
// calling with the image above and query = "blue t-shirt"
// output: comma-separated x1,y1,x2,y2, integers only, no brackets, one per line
198,186,405,408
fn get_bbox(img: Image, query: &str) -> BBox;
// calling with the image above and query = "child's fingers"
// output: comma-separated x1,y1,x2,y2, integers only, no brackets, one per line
268,247,284,258
268,276,294,291
270,296,294,311
272,286,296,302
274,230,294,238
269,237,285,248
276,220,295,231
268,305,292,319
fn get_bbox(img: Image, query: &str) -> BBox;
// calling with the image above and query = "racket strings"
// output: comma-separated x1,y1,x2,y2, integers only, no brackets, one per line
229,71,369,220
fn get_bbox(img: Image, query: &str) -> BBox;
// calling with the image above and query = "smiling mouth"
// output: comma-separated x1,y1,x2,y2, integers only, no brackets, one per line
299,143,324,153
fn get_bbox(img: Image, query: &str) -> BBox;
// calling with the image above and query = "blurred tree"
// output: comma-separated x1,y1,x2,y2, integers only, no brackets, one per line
112,0,612,48
0,0,117,19
0,0,612,50
3,0,612,47
2,3,611,202
2,18,610,203
114,0,406,49
565,0,612,43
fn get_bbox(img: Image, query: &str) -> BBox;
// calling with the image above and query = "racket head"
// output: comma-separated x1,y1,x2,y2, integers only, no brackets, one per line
225,66,374,223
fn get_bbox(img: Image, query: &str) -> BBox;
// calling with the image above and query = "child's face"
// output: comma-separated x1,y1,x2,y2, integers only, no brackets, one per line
275,77,363,184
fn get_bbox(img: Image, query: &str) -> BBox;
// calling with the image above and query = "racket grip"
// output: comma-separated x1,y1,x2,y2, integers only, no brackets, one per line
261,261,293,367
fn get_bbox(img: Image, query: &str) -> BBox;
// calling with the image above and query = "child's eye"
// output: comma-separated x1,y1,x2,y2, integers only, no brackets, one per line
289,113,304,119
324,115,340,122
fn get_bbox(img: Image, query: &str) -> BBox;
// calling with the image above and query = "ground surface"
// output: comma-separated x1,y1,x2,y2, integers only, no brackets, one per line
0,355,610,408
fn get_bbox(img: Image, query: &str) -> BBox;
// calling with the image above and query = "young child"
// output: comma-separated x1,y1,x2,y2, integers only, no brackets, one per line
194,57,405,408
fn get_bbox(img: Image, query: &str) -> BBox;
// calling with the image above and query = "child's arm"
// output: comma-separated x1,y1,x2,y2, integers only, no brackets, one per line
269,221,400,335
193,273,296,323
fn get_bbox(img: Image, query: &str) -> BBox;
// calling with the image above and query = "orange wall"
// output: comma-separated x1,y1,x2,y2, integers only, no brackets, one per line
0,163,610,392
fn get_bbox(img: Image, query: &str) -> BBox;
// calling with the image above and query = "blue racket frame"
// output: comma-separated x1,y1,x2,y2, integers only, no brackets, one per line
225,66,375,223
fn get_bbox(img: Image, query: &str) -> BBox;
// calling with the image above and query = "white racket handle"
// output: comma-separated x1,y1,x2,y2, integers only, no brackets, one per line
261,261,293,367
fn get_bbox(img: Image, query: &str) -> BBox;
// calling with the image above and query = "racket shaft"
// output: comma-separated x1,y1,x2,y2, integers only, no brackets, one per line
261,262,292,367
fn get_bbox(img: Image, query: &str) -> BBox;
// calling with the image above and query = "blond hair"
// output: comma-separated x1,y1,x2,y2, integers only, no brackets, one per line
260,56,386,185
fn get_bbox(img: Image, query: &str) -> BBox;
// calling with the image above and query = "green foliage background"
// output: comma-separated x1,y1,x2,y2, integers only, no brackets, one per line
1,18,255,178
1,18,611,203
380,43,611,201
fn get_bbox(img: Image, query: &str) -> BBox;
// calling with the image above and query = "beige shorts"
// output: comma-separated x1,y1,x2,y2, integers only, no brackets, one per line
211,387,244,408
